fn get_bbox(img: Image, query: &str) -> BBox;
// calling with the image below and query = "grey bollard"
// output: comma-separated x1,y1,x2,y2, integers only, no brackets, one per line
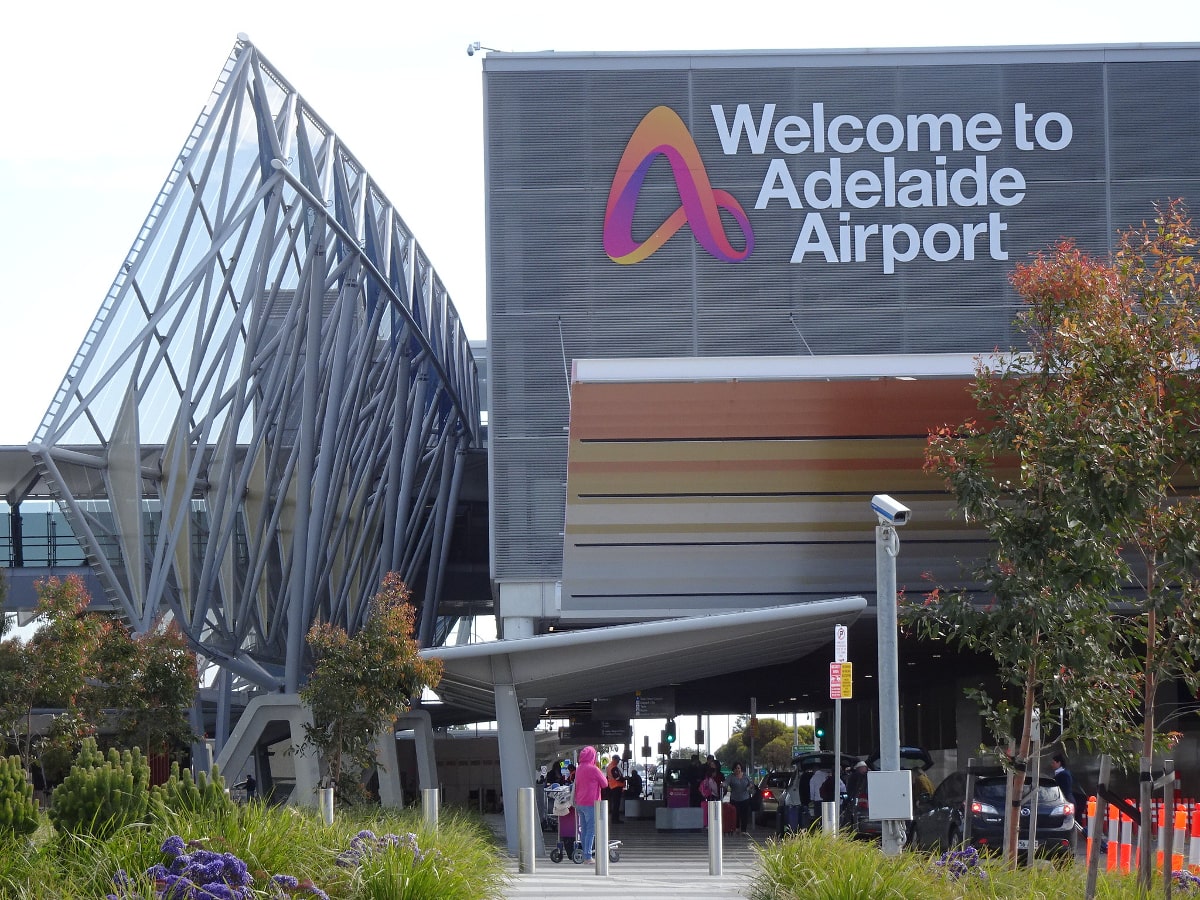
319,787,334,825
422,788,439,830
708,800,724,875
821,801,837,835
518,787,536,874
596,800,610,876
190,739,214,779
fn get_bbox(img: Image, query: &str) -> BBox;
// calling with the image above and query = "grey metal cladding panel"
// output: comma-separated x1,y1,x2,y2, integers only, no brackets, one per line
487,353,565,430
491,436,567,573
1110,181,1200,227
488,314,693,441
486,70,691,193
1107,62,1200,181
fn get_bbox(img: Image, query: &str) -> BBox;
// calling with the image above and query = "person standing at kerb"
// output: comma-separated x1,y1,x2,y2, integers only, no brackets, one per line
574,746,608,863
606,757,626,824
724,762,754,834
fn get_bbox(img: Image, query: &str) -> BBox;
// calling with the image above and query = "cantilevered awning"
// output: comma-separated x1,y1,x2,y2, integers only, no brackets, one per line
424,595,867,718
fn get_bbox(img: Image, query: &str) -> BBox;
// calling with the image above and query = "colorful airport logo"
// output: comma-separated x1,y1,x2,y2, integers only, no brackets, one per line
603,106,754,265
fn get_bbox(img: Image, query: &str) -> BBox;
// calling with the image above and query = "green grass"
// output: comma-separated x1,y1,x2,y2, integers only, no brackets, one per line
751,830,1194,900
2,803,509,900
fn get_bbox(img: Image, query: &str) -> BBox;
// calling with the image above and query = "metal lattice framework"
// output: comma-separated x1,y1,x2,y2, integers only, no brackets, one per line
28,36,480,701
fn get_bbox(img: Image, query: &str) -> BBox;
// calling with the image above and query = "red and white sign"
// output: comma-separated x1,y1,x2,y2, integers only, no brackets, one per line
830,662,853,700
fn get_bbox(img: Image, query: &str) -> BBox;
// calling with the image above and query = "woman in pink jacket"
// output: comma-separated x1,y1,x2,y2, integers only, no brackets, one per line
574,746,608,862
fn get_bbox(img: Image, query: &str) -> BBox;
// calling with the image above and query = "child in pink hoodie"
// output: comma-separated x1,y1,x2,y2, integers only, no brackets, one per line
574,746,608,862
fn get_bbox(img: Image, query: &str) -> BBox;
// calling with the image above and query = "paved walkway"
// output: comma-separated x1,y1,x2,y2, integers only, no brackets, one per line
492,815,768,900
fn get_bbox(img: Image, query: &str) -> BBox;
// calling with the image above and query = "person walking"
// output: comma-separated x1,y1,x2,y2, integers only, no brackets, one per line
724,762,754,834
1051,753,1075,799
574,746,608,863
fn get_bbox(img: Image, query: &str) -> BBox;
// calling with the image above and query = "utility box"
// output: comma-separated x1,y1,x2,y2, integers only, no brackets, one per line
867,770,913,820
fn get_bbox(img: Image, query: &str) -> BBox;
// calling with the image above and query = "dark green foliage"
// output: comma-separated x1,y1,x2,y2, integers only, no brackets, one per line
0,755,38,840
48,738,150,838
152,761,234,818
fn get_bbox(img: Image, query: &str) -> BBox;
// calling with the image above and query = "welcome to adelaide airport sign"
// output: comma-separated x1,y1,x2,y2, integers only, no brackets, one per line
484,45,1200,351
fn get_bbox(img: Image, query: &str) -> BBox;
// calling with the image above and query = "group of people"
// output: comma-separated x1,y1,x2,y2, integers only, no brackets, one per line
564,746,619,864
544,753,641,824
700,758,756,833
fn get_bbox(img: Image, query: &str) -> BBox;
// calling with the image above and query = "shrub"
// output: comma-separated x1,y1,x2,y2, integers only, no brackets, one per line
152,761,234,819
0,755,38,840
48,738,150,839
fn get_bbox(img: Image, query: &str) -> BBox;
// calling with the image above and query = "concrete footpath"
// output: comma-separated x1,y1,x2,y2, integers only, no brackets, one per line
489,814,765,900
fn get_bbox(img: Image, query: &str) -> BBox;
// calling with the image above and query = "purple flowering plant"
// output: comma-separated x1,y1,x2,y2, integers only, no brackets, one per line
932,845,988,882
107,835,329,900
335,829,446,870
1175,870,1200,894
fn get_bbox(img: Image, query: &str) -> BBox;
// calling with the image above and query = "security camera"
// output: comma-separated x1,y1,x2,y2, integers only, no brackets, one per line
467,41,481,56
871,494,911,526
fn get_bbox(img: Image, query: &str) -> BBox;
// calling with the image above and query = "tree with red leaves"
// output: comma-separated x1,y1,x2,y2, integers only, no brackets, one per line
912,201,1200,875
300,573,442,802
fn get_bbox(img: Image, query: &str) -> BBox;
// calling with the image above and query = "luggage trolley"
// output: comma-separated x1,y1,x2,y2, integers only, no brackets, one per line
545,784,579,863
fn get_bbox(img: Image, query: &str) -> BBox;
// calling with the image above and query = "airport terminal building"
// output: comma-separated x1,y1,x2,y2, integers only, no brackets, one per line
5,39,1200,847
481,43,1200,738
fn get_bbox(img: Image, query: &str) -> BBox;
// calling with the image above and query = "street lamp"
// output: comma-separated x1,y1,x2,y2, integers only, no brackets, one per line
873,494,911,856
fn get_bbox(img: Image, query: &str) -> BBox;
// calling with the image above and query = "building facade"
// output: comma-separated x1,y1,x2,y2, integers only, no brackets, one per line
484,44,1200,638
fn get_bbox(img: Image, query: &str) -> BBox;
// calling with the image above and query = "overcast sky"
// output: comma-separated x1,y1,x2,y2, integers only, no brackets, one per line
2,1,1197,444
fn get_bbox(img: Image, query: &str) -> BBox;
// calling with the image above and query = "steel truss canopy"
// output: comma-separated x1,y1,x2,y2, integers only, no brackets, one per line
28,36,481,696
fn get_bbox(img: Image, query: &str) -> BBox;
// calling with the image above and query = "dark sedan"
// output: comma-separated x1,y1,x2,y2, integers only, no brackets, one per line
912,770,1077,857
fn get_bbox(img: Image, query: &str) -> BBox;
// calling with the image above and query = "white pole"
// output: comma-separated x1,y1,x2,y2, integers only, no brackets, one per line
422,787,439,829
708,800,724,875
320,786,334,825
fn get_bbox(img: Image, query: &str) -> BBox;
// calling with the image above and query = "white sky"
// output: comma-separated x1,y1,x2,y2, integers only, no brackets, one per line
1,1,1197,445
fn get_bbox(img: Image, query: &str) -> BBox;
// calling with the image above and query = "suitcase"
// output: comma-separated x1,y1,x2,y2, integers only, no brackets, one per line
722,800,738,834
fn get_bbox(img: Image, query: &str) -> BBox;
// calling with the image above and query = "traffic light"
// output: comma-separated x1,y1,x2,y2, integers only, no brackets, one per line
665,718,677,744
814,714,826,749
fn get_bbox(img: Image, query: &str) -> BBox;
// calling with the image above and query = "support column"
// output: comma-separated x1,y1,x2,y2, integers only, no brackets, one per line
8,502,23,567
497,581,555,639
376,722,403,808
493,660,543,855
378,709,439,808
954,681,983,763
214,693,319,807
503,617,535,640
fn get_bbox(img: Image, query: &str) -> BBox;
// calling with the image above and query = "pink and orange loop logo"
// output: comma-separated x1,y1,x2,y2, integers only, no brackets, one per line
603,106,755,265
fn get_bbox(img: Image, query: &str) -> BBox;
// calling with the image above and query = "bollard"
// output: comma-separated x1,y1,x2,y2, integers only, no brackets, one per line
708,800,724,875
518,787,536,874
596,800,610,876
422,788,440,830
319,786,334,825
821,801,837,835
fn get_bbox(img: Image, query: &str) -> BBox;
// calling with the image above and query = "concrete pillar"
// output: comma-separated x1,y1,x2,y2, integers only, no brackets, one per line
493,675,544,856
503,617,535,640
955,680,984,761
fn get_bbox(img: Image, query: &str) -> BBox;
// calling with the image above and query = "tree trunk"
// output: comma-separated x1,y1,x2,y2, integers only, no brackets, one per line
1139,603,1157,894
1006,661,1037,867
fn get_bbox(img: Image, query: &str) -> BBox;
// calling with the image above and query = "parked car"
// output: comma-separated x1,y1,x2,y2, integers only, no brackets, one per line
847,746,935,840
911,768,1077,858
755,770,793,825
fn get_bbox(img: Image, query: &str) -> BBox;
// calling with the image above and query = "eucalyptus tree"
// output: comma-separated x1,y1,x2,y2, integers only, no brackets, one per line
913,237,1143,865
